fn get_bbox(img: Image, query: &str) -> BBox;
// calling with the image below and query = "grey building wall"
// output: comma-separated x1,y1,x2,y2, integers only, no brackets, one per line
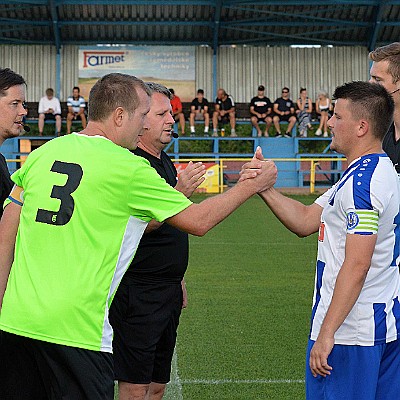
1,44,370,103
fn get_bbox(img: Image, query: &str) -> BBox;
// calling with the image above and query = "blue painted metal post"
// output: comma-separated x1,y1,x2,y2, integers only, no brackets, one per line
56,51,61,98
212,0,222,99
212,48,218,100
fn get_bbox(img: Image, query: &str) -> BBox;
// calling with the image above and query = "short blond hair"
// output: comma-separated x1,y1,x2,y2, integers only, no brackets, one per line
369,42,400,84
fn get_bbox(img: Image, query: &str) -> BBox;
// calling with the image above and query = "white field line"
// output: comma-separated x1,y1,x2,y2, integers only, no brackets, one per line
165,348,183,400
180,378,305,385
190,242,315,246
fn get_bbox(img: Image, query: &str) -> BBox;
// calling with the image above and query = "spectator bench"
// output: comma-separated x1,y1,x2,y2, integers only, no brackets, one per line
24,101,320,136
180,102,320,136
24,101,84,133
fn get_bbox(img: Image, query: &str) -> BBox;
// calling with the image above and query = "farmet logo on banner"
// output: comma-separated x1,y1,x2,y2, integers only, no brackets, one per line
83,51,126,68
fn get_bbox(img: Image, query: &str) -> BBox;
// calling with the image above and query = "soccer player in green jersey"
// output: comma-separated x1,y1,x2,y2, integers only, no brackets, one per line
0,73,277,399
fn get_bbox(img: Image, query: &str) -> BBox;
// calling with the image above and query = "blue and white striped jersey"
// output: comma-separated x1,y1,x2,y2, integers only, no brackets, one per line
311,153,400,346
67,95,86,113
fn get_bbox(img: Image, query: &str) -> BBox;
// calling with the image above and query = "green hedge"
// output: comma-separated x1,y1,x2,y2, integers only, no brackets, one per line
24,121,332,155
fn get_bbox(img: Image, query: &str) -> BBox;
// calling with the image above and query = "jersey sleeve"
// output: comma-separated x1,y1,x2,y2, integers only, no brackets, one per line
79,97,86,108
314,186,335,209
67,97,73,107
128,158,192,223
342,163,385,236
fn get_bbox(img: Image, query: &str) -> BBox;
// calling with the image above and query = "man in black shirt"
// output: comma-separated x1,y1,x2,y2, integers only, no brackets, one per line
110,83,205,400
250,85,273,137
273,87,296,138
0,68,27,219
190,88,210,135
212,88,236,136
369,42,400,174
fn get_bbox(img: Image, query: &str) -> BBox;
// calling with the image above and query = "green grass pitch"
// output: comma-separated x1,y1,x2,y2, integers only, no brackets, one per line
163,193,319,400
114,193,320,399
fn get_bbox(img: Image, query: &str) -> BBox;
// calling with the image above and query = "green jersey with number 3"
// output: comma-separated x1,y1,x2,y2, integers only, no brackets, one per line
0,133,192,352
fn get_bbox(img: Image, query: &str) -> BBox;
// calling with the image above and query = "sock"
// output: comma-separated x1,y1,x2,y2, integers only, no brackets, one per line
213,128,217,133
204,126,209,133
231,129,236,134
190,126,195,133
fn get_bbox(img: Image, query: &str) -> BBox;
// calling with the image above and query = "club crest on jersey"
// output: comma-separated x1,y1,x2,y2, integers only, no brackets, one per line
346,212,359,230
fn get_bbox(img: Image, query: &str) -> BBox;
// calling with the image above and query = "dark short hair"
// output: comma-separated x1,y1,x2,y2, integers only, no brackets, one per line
169,88,175,95
73,86,80,92
88,73,150,121
333,81,394,141
300,87,307,93
197,89,204,95
46,88,54,96
145,82,171,99
282,87,290,92
0,68,26,97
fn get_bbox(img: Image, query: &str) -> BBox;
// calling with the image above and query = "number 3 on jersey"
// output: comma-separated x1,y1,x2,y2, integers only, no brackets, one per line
36,161,83,226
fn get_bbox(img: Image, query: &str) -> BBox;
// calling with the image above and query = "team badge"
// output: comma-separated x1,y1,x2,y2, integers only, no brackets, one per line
346,212,359,230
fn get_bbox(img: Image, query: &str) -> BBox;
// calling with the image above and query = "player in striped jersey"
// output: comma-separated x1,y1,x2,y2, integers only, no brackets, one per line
240,81,400,400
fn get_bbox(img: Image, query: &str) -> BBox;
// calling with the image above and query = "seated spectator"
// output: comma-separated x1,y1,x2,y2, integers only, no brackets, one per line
315,90,332,137
66,86,87,134
296,87,313,137
250,85,273,137
273,87,296,138
212,88,236,137
38,88,61,136
169,88,186,135
190,89,210,136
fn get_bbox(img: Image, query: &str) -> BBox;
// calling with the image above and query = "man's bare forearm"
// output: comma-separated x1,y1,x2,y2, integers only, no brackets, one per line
0,203,21,307
259,188,321,237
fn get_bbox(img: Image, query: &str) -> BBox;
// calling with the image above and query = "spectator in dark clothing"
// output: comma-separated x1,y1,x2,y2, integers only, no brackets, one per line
190,89,210,136
250,85,273,137
273,87,296,137
212,88,236,137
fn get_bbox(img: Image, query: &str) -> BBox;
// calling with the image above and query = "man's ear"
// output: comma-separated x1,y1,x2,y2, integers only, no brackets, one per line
113,107,125,127
358,119,369,138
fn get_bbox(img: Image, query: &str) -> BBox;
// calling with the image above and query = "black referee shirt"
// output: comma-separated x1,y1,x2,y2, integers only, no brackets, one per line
383,123,400,174
0,153,13,219
124,147,189,283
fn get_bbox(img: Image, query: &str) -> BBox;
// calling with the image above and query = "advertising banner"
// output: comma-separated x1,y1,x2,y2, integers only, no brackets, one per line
175,162,219,194
78,45,195,101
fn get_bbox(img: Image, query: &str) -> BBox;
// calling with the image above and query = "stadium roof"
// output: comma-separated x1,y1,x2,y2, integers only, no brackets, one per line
1,0,399,51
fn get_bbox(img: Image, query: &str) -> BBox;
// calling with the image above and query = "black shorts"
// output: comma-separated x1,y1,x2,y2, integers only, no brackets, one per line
218,114,230,124
109,280,183,384
278,113,295,122
44,113,61,121
0,330,114,400
253,116,271,123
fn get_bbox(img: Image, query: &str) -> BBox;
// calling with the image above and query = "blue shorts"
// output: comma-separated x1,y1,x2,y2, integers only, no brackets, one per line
305,338,400,400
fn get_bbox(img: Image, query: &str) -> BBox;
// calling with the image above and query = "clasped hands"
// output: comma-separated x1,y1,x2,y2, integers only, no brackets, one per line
239,146,277,193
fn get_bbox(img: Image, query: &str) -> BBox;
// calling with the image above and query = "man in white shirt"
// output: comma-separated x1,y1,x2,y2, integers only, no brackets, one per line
240,81,400,400
38,88,62,136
